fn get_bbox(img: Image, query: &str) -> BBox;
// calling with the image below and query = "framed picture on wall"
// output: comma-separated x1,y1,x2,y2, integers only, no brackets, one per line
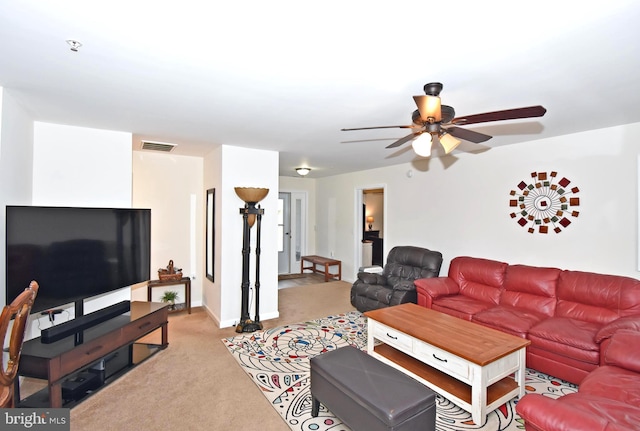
206,188,215,282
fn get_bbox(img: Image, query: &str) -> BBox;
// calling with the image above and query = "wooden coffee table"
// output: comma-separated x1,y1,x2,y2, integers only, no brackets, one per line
364,303,530,425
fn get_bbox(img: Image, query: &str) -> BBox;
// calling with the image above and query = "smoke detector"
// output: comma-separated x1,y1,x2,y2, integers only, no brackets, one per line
141,140,177,152
66,39,83,52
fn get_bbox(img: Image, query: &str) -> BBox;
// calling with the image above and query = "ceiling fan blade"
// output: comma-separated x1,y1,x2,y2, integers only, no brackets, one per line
341,125,416,131
386,131,422,149
451,105,547,126
446,126,493,143
413,95,441,122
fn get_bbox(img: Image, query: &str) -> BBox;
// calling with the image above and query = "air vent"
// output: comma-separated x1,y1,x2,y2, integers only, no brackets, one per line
141,140,177,152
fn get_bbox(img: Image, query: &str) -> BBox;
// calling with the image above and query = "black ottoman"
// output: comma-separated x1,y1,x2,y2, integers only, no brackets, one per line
310,346,436,431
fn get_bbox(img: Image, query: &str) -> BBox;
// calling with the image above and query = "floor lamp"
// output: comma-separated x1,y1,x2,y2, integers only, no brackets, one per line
234,187,269,333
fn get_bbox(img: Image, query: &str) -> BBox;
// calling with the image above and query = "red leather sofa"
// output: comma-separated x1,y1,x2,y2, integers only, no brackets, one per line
414,256,640,430
414,256,640,384
516,330,640,431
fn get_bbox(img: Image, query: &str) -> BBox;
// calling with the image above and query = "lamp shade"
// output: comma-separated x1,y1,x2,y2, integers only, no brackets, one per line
413,95,442,122
411,133,433,157
439,133,461,154
366,216,374,224
234,187,269,204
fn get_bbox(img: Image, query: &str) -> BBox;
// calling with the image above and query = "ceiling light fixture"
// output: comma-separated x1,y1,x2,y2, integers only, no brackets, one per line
66,39,83,52
439,132,462,154
411,133,432,157
296,167,311,176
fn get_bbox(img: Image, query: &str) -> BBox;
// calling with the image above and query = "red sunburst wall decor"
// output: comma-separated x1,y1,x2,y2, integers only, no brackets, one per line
509,171,580,234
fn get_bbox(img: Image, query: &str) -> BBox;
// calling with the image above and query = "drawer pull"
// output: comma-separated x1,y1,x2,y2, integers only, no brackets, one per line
85,346,103,355
432,354,448,363
139,322,152,330
386,333,398,340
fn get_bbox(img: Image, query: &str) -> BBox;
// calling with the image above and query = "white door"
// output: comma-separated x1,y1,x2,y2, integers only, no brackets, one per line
278,192,291,274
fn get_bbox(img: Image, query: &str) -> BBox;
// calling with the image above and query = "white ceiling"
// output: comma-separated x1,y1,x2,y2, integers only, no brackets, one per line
1,1,639,178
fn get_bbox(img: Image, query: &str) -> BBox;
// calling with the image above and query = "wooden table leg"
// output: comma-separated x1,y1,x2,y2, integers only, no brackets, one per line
49,382,63,408
186,278,191,314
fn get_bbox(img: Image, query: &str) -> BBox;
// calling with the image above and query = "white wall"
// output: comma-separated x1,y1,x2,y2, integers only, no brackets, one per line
202,147,222,324
32,122,132,207
204,145,279,328
0,87,34,305
316,122,640,282
131,151,204,308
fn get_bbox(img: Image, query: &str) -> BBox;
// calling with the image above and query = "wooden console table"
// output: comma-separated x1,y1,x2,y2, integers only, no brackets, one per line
16,301,168,408
148,277,191,314
301,255,342,282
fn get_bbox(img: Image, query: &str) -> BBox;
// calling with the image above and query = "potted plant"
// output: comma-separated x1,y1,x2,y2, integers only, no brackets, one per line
160,290,179,311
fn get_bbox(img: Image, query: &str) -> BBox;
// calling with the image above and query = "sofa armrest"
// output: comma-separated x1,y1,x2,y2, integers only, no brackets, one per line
356,272,386,285
602,329,640,372
516,394,619,431
595,314,640,343
414,277,460,308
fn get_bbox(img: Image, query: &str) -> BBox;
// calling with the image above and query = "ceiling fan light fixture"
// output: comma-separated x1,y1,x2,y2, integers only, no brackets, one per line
411,133,432,157
439,132,461,154
296,167,311,176
413,95,442,123
425,95,442,122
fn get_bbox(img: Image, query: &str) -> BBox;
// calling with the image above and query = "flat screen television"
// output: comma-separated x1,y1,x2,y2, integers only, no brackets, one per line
5,205,151,316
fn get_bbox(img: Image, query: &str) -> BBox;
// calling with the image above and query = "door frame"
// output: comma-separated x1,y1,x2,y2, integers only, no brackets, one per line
278,190,308,274
355,184,386,271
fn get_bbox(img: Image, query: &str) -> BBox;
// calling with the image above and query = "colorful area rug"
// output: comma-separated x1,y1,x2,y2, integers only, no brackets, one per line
222,311,577,431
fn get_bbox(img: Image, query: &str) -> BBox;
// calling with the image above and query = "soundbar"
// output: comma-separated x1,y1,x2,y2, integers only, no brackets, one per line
41,300,131,344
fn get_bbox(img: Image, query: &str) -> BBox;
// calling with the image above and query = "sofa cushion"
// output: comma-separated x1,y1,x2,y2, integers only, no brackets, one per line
449,256,507,305
432,295,495,321
516,393,633,431
579,364,640,405
538,392,640,430
501,264,560,317
528,317,600,365
556,271,640,324
472,305,546,338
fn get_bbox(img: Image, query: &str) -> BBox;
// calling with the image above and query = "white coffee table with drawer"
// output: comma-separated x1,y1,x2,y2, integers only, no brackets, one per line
365,303,530,426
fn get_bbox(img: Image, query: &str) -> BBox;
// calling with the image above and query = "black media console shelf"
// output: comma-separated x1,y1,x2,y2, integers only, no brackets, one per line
40,300,132,344
16,301,168,408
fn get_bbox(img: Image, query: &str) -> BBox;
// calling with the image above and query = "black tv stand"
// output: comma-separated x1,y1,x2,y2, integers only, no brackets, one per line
16,301,168,408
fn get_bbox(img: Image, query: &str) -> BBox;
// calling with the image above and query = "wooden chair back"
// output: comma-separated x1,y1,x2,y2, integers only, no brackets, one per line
0,280,39,407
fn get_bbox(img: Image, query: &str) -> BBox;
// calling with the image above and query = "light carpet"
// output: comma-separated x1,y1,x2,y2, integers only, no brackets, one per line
222,311,577,431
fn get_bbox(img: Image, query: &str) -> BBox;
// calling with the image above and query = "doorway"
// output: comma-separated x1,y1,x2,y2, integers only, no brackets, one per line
357,187,385,269
278,192,307,274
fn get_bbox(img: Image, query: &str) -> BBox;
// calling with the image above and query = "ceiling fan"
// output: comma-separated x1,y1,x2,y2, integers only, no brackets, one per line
341,82,547,157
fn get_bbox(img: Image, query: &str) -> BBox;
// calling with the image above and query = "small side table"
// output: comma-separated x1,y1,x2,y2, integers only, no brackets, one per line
147,277,191,314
